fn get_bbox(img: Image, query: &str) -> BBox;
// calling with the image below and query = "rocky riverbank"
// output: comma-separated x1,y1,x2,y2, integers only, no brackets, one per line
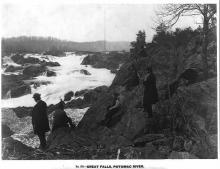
2,71,217,159
2,42,217,159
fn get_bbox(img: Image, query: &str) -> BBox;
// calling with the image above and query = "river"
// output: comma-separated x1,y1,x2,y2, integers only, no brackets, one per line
1,52,115,148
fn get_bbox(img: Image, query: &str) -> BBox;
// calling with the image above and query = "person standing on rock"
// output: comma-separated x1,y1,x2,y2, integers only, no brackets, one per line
52,100,75,132
143,66,158,118
31,93,50,150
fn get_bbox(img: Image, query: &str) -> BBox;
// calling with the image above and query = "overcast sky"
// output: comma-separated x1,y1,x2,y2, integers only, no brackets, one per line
1,3,201,42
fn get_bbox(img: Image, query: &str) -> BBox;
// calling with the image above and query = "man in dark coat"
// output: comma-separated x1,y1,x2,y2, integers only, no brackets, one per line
52,100,75,132
143,67,158,118
31,93,50,150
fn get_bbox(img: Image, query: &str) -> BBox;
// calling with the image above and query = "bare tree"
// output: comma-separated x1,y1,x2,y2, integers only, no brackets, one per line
157,4,216,78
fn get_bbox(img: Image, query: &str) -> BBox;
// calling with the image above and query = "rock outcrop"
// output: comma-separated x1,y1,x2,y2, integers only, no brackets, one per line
64,91,74,101
11,53,41,65
46,70,56,77
9,84,31,98
81,52,129,72
80,69,91,75
2,124,14,138
1,74,29,99
2,137,34,160
23,64,46,77
5,65,23,72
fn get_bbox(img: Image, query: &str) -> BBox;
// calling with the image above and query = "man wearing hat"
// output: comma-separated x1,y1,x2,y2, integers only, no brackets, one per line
31,93,50,150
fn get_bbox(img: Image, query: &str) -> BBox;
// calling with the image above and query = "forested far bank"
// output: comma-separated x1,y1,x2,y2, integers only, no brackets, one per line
1,36,130,55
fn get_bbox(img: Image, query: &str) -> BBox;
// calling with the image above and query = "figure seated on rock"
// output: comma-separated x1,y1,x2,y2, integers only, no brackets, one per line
52,100,75,132
99,87,125,128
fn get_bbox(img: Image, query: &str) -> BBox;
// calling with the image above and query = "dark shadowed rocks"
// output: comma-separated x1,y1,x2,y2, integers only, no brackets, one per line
23,64,46,77
66,86,108,109
42,61,60,67
78,86,147,140
80,69,91,75
64,91,74,101
77,77,217,159
10,84,31,98
11,54,41,65
83,86,108,103
5,65,23,72
2,124,14,138
30,81,51,89
65,98,89,109
75,89,89,97
2,137,34,160
46,70,56,77
2,74,27,98
12,107,32,118
81,52,129,72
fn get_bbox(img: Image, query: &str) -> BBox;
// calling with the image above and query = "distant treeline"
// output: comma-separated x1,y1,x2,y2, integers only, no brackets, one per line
1,36,130,55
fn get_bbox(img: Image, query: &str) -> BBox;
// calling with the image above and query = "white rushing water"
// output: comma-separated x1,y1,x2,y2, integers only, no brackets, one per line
1,52,115,108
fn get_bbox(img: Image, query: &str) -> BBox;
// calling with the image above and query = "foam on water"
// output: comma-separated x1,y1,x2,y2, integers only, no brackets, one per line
2,53,115,108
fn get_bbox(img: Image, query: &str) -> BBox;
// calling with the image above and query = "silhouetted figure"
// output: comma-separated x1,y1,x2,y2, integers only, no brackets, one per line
31,93,50,150
52,100,75,132
143,67,158,118
99,91,125,128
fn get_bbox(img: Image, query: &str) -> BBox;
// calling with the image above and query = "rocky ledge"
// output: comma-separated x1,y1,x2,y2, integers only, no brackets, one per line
81,51,129,73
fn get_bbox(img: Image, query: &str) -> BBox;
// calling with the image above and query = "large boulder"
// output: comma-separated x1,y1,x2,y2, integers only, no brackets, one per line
46,70,56,77
64,91,74,101
65,98,89,109
1,74,26,99
10,53,24,64
2,137,34,160
5,65,23,72
11,54,41,65
78,86,147,140
83,86,108,103
30,81,51,89
12,107,32,118
81,52,129,72
10,84,31,98
2,124,14,138
75,89,89,97
80,69,91,75
42,61,60,67
23,64,46,77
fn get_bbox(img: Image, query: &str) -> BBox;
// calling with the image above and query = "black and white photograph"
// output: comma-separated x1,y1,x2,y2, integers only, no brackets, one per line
0,0,219,167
